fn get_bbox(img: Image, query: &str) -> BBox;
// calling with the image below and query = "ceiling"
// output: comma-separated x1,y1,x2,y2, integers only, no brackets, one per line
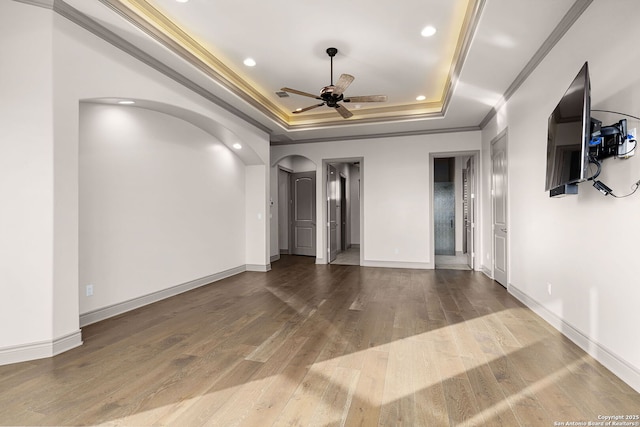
59,0,586,144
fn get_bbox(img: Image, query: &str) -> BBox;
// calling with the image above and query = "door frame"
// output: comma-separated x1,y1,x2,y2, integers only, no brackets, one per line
339,174,347,251
490,128,509,287
429,151,480,270
327,164,338,263
463,157,476,270
321,157,364,265
277,165,293,255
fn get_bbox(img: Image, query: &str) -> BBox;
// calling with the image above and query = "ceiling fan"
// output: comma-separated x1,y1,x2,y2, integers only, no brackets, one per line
280,47,388,119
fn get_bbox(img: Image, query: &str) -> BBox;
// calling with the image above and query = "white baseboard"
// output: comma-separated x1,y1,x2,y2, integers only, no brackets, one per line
509,285,640,393
0,329,82,366
361,260,433,270
80,265,246,327
270,254,280,263
246,264,271,272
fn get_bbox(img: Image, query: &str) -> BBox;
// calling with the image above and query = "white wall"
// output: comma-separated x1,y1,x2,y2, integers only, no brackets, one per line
1,2,270,364
245,165,269,270
79,103,246,314
272,132,481,268
0,2,55,355
287,156,316,172
481,0,640,391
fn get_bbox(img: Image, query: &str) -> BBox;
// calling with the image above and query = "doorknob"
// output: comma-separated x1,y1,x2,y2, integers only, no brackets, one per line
500,228,507,233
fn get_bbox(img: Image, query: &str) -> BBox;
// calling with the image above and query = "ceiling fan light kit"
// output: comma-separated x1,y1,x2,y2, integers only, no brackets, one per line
280,47,388,119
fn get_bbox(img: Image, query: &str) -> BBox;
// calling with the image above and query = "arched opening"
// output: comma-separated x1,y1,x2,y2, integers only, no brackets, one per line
271,155,317,261
79,99,263,326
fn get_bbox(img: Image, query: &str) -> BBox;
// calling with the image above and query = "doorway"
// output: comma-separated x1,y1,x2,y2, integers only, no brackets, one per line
276,156,317,258
326,160,362,266
434,157,456,256
432,153,477,270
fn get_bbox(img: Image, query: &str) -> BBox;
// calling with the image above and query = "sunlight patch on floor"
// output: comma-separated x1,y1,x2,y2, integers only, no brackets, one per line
99,308,551,426
457,356,587,427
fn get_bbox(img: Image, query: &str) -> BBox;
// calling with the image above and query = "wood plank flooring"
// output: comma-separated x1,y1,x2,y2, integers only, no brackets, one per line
1,255,638,426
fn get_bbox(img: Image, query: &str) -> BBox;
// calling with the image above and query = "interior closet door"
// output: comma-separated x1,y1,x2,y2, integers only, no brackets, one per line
492,134,508,287
291,171,316,257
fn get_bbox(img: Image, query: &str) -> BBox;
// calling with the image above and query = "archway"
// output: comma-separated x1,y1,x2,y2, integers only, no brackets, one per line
271,155,317,261
79,99,267,327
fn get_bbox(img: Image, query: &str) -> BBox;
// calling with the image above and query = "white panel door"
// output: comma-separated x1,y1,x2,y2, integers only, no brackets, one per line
492,133,508,287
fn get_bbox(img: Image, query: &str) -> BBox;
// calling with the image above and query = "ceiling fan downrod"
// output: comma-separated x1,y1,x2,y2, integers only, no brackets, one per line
326,47,338,86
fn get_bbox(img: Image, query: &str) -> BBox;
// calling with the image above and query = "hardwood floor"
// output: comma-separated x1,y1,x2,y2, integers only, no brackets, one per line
1,255,638,426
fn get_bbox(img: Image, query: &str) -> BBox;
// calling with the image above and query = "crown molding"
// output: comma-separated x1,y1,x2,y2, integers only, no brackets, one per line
441,0,487,117
23,0,512,141
97,0,289,127
270,125,481,146
51,0,273,134
93,0,485,130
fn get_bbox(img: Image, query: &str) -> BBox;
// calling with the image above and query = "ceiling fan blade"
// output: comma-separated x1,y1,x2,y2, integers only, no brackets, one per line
293,103,325,114
343,95,388,103
332,74,355,96
281,87,322,100
335,104,353,119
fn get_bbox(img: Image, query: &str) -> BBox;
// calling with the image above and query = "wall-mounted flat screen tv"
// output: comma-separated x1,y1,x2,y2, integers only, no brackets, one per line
545,62,591,197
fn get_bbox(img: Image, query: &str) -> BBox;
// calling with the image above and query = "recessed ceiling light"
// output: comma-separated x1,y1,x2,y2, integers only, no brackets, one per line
295,108,302,112
117,100,135,105
421,26,437,37
416,95,426,101
243,58,256,67
175,0,189,3
232,143,242,150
